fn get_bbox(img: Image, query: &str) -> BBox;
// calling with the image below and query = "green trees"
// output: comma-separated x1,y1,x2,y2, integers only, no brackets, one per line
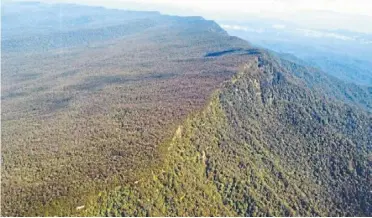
80,55,371,216
2,3,371,216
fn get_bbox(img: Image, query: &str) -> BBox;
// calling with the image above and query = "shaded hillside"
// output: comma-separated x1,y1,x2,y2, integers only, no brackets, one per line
273,53,372,111
215,55,371,216
1,2,371,217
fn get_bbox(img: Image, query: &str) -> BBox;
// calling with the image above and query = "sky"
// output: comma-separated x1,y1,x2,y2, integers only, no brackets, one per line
123,0,372,16
6,0,372,33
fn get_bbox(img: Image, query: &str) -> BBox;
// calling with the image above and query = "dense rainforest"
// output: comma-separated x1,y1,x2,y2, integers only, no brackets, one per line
1,2,371,216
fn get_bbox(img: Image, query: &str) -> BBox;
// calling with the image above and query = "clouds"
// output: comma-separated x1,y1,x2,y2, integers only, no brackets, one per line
221,22,372,44
220,24,264,33
272,24,286,30
13,0,372,16
296,28,356,41
11,0,372,33
122,0,372,16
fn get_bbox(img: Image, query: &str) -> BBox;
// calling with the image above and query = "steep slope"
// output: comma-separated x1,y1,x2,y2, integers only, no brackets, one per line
76,56,371,217
215,55,371,216
274,53,372,111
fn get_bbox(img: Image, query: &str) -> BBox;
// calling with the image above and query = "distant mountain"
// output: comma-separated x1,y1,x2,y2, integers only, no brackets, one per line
1,2,371,217
1,2,161,40
1,2,227,53
219,19,372,86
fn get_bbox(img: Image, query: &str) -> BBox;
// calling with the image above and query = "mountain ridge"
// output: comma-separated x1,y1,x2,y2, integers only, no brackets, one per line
74,55,371,216
1,3,371,216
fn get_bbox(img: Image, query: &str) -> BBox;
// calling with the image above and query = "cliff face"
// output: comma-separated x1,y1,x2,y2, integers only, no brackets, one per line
78,56,371,217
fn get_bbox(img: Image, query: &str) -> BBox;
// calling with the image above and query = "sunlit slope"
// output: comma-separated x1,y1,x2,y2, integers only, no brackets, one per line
1,5,252,216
